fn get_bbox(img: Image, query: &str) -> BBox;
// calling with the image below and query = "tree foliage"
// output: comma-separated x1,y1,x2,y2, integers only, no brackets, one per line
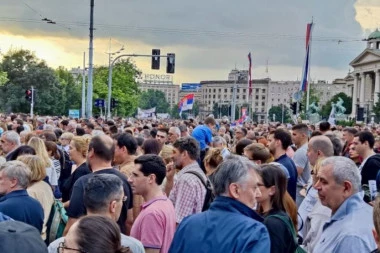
138,89,170,113
0,49,65,115
373,93,380,120
93,59,141,116
268,104,291,123
321,92,352,118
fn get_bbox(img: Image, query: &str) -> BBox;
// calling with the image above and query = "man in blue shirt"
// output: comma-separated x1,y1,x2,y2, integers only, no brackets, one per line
267,129,297,200
0,161,44,232
168,156,270,253
313,157,376,253
191,117,216,171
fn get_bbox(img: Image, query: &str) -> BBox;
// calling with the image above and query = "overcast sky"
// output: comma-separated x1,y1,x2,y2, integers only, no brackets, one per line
0,0,380,84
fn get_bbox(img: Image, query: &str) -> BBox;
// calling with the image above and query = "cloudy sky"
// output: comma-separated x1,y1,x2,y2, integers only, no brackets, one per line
0,0,379,84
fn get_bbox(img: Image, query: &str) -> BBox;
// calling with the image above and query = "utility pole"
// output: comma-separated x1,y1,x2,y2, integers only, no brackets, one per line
81,52,86,118
106,38,124,119
231,75,237,122
281,104,284,123
30,86,34,118
86,0,95,118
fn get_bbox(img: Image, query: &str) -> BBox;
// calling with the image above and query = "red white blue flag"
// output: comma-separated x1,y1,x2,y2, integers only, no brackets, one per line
300,22,313,92
248,52,252,96
178,93,194,116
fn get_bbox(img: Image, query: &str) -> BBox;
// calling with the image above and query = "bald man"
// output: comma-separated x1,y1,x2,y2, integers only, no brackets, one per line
64,135,134,236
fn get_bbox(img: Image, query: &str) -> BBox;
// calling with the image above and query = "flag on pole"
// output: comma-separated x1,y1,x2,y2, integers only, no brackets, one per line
248,52,252,96
299,22,313,92
178,93,194,116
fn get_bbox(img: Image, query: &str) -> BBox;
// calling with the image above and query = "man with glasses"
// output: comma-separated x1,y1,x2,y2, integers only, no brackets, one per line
0,131,20,161
64,135,134,236
49,174,144,253
129,154,176,253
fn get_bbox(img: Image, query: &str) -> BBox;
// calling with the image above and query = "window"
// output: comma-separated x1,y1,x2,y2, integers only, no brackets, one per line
243,89,246,93
256,88,259,93
243,95,246,100
225,89,228,93
262,102,265,106
237,89,240,93
213,89,216,93
262,96,265,100
218,89,221,92
213,95,216,98
256,95,259,100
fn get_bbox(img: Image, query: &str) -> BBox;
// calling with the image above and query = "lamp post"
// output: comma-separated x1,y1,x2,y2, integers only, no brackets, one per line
106,39,124,119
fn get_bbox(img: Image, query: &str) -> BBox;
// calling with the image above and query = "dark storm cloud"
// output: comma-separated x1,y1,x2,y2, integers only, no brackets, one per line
0,0,365,72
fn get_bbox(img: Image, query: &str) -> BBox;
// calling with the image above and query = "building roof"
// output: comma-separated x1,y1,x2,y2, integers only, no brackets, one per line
368,29,380,40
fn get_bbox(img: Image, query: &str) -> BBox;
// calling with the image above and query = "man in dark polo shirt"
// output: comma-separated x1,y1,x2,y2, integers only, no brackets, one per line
64,135,133,235
0,161,44,232
267,129,297,200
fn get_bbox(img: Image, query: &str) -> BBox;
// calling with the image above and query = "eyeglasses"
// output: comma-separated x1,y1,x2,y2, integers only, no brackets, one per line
57,242,88,253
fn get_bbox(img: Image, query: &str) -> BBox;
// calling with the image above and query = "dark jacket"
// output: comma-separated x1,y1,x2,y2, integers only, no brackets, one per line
263,209,296,253
169,196,270,253
0,190,44,232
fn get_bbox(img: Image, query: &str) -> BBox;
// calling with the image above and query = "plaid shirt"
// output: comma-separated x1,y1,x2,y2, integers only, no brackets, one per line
169,162,207,223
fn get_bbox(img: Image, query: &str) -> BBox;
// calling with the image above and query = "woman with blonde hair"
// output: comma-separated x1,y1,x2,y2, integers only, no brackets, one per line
59,132,74,153
203,148,223,180
62,136,91,204
28,137,58,189
17,154,54,240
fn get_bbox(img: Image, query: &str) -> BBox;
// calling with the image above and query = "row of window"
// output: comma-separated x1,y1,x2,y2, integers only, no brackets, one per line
205,88,266,93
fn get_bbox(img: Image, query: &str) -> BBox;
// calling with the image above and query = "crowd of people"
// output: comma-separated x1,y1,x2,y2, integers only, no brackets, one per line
0,113,380,252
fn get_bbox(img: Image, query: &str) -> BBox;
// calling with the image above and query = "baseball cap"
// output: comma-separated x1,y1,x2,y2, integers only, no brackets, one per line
0,220,48,253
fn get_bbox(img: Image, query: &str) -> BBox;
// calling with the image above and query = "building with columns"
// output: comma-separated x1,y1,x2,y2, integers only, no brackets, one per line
349,29,380,118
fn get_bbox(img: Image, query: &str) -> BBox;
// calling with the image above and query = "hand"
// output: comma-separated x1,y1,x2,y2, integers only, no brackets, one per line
166,161,176,181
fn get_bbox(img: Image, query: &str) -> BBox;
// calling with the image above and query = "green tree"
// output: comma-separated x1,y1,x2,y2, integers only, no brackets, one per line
0,71,8,86
55,66,82,115
321,92,352,118
372,93,380,120
93,59,141,116
0,49,64,115
138,89,170,113
268,104,291,123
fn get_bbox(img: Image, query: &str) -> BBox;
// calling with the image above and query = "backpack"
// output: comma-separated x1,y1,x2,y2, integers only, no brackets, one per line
45,199,68,244
185,171,215,211
268,214,307,253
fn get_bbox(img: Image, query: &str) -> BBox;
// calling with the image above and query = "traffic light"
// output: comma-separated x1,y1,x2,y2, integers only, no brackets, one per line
111,98,118,109
166,53,175,74
25,89,32,102
151,49,160,70
291,102,297,115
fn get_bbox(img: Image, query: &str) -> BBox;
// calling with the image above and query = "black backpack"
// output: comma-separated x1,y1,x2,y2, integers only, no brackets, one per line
185,171,215,211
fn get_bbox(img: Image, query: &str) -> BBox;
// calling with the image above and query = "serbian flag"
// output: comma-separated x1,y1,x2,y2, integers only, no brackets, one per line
178,93,194,116
299,22,313,92
248,52,252,96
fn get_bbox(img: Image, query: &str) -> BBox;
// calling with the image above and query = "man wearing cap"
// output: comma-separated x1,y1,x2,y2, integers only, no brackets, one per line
0,221,48,253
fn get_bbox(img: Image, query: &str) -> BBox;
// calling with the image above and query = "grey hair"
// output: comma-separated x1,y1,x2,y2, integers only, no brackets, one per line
84,174,123,213
310,135,334,157
169,127,181,136
2,131,21,146
0,161,31,189
212,136,227,146
43,124,54,131
320,156,361,193
212,155,259,196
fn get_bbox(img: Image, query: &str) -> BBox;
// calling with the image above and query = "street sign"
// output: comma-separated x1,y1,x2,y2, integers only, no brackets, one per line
69,109,80,118
94,99,105,108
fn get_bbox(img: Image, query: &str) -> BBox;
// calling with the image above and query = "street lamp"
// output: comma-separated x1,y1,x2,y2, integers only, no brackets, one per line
106,41,124,119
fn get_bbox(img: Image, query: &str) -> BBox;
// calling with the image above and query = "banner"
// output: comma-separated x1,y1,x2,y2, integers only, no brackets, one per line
137,107,156,119
248,53,252,96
